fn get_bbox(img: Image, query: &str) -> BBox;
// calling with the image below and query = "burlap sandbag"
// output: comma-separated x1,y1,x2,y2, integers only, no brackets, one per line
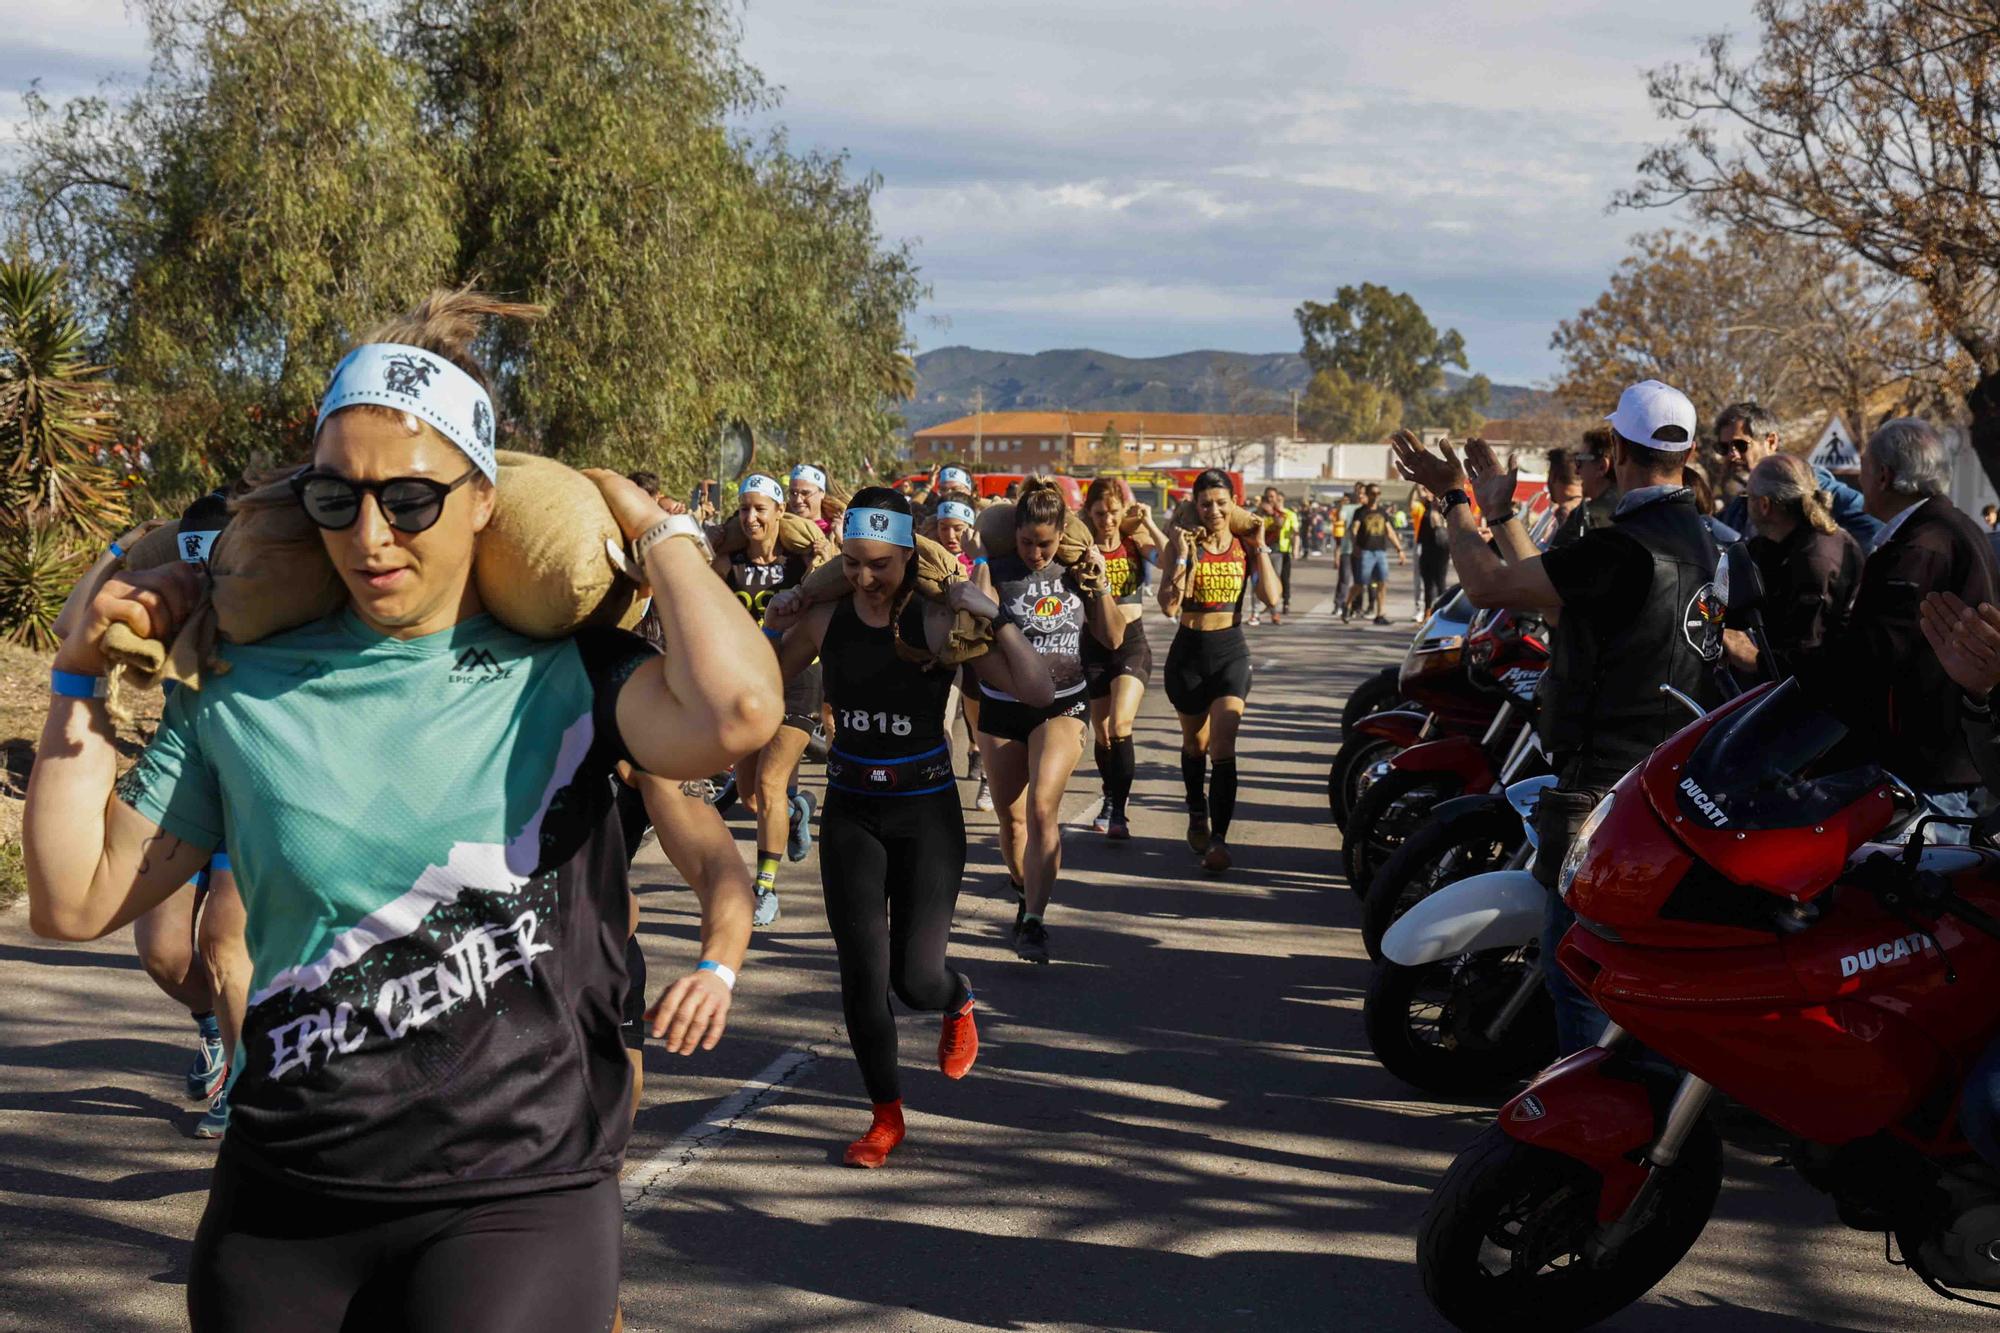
97,451,646,699
1171,499,1264,541
794,532,992,665
1170,503,1267,605
119,520,183,573
974,500,1103,595
711,511,831,563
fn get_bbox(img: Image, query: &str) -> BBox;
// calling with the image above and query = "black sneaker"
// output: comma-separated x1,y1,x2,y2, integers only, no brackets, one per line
1015,918,1050,964
1186,815,1212,855
1373,615,1390,626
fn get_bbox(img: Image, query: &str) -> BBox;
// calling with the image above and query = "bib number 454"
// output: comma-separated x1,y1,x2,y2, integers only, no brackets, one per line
841,709,912,736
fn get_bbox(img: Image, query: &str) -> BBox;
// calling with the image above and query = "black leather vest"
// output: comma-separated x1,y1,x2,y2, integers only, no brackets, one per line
1543,489,1722,777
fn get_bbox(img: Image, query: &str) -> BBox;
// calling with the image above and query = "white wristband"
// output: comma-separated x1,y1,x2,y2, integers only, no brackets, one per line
696,959,736,991
633,513,713,566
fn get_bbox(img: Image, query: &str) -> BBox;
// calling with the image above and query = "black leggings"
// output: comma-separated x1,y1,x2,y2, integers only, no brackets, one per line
188,1155,621,1333
819,787,971,1104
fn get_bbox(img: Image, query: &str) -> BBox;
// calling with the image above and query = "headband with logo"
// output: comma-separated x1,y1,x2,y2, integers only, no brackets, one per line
938,466,972,491
740,474,785,504
316,343,497,483
936,499,976,524
842,506,914,548
790,464,828,492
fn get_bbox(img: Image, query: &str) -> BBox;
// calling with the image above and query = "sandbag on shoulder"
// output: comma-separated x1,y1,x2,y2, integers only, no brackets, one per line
1171,499,1262,540
975,500,1103,595
710,511,831,562
791,533,992,665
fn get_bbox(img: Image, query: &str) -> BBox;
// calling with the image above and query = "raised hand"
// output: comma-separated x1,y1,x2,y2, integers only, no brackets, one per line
1462,437,1518,517
1389,429,1467,497
1920,592,2000,698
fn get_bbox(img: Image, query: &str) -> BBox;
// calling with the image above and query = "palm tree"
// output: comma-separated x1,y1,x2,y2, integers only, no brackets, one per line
0,256,129,539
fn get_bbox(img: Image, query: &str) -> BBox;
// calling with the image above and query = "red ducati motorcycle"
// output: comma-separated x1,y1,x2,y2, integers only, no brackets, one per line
1417,678,2000,1330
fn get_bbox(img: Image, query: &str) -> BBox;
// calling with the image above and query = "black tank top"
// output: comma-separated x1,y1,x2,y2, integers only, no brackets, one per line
987,553,1087,699
727,551,810,635
820,597,953,760
1101,538,1144,605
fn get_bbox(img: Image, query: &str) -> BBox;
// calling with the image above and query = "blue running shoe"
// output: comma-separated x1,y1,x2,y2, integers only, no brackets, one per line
186,1018,226,1102
194,1086,230,1140
787,790,816,863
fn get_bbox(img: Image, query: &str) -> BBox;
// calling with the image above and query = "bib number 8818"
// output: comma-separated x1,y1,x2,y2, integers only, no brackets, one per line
841,709,912,736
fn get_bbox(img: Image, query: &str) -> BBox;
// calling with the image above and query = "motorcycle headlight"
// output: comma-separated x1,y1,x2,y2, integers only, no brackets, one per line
1557,792,1615,901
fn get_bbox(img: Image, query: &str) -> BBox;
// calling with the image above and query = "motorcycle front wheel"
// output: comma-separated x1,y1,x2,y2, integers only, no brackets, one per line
1326,733,1402,829
1342,769,1462,897
1360,796,1520,962
1362,947,1554,1095
1418,1121,1722,1332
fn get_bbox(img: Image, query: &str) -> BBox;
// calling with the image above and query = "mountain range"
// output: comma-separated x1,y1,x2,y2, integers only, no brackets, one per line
904,346,1555,434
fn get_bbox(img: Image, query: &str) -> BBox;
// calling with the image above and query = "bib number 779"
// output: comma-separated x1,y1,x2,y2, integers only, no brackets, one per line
842,709,912,736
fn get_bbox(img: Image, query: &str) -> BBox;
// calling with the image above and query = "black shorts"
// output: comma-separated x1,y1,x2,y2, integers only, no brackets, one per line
621,933,648,1051
783,661,824,731
1164,625,1252,715
1082,620,1153,699
977,689,1089,742
189,1154,622,1333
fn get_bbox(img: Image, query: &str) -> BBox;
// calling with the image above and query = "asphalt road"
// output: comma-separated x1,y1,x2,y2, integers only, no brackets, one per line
0,555,1989,1331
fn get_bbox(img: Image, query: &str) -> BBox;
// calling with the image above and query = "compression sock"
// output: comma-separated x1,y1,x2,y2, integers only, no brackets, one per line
1209,757,1240,842
938,988,979,1080
755,851,781,894
193,1011,219,1039
1181,750,1206,815
1106,736,1137,819
1093,742,1114,801
844,1100,906,1169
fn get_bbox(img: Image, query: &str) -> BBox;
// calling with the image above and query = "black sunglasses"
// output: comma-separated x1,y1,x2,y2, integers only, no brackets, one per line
291,466,480,534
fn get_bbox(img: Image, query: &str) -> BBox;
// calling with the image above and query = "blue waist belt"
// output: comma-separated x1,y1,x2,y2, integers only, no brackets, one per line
826,743,954,796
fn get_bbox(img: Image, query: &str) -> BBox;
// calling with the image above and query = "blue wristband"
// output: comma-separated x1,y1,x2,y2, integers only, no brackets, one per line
210,852,231,873
50,669,108,700
108,541,126,559
972,556,988,566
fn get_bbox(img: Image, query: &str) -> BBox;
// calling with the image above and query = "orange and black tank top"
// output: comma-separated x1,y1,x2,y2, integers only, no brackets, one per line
1102,539,1145,605
1185,537,1249,620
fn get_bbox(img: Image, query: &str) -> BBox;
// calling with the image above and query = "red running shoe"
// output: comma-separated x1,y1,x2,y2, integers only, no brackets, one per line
939,995,978,1079
844,1101,906,1168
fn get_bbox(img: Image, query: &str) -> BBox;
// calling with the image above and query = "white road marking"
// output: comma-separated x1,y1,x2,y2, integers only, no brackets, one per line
1058,790,1105,830
620,1042,825,1213
1304,597,1334,617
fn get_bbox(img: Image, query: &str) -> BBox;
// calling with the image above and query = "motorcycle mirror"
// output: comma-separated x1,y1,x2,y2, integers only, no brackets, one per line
1719,541,1765,617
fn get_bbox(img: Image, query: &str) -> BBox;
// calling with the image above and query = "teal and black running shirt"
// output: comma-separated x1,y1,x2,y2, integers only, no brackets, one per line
119,610,653,1201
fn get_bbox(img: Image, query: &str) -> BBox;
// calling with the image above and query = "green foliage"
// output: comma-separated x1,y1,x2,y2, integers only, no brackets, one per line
9,0,922,493
1093,422,1124,468
1299,368,1402,442
1294,283,1476,428
0,514,86,650
0,256,130,536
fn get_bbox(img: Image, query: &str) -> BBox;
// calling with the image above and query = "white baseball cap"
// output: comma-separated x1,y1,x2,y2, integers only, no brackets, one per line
1605,380,1698,451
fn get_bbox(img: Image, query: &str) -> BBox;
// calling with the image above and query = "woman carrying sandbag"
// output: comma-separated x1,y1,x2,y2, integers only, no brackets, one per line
1157,468,1281,875
23,289,778,1333
973,479,1124,964
766,488,1052,1168
788,462,838,537
1080,478,1166,840
713,473,824,927
928,496,995,810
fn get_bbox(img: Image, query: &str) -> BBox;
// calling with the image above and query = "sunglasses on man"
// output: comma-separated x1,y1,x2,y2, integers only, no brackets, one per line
291,466,481,535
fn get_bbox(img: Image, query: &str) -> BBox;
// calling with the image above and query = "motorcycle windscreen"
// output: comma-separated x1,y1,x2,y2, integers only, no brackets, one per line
1648,680,1896,902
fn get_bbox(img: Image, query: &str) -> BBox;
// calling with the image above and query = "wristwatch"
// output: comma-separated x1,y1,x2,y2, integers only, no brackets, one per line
633,513,713,566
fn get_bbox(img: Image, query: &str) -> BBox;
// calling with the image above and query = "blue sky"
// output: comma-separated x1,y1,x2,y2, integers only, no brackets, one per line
2,0,1757,385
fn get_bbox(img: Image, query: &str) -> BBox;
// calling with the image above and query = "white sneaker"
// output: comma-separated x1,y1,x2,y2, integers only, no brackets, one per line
1091,797,1114,833
752,887,780,928
974,776,994,812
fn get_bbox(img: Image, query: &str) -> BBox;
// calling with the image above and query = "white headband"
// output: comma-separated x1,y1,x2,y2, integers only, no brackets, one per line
936,499,975,524
740,474,785,504
938,466,972,491
317,343,497,483
790,464,828,491
843,506,914,547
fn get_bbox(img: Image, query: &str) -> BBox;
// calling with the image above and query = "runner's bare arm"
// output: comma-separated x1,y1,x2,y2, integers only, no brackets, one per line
943,592,1056,707
635,774,750,1054
1075,547,1126,651
774,604,834,681
591,471,784,779
25,564,213,940
1157,529,1186,619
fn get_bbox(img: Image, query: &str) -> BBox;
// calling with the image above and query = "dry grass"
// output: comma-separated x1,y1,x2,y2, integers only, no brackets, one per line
0,641,162,911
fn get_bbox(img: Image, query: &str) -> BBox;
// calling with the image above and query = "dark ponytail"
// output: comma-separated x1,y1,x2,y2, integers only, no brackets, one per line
1014,476,1069,531
1192,469,1232,499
